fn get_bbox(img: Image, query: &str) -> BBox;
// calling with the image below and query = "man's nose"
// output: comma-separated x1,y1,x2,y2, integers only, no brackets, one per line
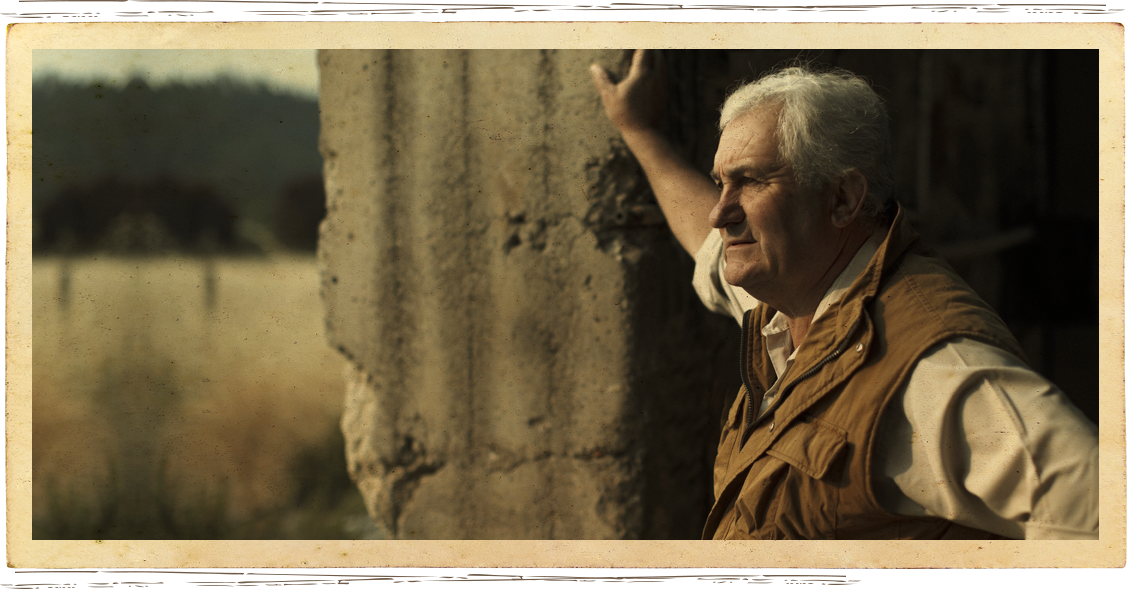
709,187,744,229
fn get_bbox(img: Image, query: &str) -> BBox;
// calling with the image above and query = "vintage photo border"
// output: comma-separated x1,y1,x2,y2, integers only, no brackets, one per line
4,12,1124,580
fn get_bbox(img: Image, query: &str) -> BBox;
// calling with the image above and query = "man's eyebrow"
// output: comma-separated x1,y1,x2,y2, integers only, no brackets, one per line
711,162,776,182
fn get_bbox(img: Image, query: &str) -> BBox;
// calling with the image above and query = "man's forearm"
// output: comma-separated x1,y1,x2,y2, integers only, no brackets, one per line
620,126,718,256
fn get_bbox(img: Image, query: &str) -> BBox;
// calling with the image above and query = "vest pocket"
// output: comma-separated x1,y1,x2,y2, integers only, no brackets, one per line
733,418,849,539
765,418,848,480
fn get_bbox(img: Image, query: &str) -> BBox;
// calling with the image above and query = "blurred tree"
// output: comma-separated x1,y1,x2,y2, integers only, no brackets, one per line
32,76,323,251
36,174,243,254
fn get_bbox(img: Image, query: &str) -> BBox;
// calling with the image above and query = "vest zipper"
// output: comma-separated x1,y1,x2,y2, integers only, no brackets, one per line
738,309,756,445
741,314,864,447
739,309,754,399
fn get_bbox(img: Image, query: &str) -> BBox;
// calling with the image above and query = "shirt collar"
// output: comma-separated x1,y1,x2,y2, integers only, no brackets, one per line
812,230,886,324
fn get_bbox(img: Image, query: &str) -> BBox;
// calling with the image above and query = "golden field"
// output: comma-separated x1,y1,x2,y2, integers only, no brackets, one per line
32,254,375,539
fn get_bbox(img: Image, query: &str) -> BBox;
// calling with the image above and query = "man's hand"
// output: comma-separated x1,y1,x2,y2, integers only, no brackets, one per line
588,49,717,256
590,49,667,137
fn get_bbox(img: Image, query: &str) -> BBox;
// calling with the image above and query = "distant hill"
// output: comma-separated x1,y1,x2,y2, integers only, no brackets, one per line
33,76,324,253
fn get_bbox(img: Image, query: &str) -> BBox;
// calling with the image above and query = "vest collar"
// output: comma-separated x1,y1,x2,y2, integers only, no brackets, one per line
830,202,919,341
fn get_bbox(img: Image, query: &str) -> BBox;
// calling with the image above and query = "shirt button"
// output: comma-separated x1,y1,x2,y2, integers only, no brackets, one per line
768,422,775,432
856,343,864,353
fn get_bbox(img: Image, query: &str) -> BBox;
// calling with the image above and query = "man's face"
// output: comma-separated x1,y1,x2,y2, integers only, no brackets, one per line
709,107,838,306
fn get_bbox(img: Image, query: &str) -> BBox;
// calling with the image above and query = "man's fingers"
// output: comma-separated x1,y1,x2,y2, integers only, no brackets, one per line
631,49,648,71
593,50,654,93
589,63,616,94
628,49,653,81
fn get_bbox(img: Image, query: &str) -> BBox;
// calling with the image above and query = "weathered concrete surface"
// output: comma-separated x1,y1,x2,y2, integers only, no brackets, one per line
317,50,738,539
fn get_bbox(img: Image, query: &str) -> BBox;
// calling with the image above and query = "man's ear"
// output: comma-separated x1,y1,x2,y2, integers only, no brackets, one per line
829,169,869,228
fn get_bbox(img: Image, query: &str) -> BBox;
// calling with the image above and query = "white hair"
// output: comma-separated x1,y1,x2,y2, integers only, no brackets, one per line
719,66,895,220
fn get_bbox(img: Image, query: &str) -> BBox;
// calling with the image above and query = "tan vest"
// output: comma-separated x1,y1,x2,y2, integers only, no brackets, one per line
703,207,1025,540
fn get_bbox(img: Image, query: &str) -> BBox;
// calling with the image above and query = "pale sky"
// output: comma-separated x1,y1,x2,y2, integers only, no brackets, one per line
33,49,320,98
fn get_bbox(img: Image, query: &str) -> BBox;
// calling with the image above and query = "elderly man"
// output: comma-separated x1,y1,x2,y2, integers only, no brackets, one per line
590,50,1098,540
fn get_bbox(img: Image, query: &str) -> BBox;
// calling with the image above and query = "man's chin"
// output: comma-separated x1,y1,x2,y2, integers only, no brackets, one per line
723,268,758,292
724,257,771,287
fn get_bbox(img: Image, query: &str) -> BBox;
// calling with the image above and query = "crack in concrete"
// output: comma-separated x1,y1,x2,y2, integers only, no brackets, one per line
375,433,446,539
482,446,635,475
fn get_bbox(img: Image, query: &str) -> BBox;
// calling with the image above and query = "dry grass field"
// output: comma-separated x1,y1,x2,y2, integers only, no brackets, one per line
32,254,377,539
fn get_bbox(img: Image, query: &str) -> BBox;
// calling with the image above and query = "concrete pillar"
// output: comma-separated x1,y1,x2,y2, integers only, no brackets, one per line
317,50,737,540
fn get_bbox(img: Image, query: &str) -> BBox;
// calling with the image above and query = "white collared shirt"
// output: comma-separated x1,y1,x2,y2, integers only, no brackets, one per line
692,229,1099,539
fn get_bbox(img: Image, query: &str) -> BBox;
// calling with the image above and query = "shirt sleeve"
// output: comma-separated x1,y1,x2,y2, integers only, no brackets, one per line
691,228,759,324
871,337,1099,539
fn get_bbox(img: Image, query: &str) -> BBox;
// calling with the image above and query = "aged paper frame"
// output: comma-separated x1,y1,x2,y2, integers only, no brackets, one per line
5,21,1124,570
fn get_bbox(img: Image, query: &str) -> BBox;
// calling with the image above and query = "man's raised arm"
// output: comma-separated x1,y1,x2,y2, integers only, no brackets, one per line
590,49,719,256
